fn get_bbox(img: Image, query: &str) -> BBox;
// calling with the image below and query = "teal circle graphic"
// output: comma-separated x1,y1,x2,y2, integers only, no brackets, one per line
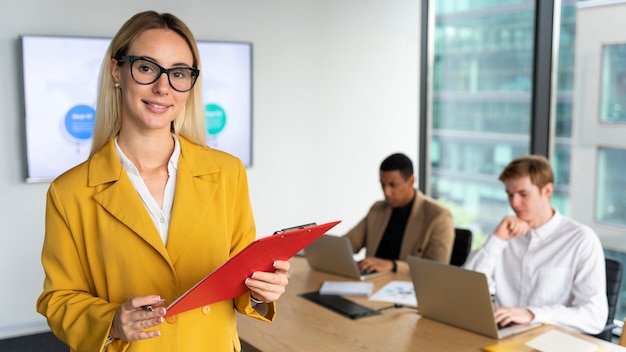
65,104,95,140
205,103,227,135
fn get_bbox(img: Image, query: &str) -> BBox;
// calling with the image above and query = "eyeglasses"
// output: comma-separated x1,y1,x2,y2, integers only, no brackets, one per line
118,55,199,92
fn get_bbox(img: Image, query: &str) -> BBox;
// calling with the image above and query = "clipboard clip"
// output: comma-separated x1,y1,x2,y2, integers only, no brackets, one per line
273,222,317,235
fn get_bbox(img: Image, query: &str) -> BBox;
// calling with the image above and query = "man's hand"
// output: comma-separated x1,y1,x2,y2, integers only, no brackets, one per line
493,216,530,240
358,257,394,274
493,306,535,327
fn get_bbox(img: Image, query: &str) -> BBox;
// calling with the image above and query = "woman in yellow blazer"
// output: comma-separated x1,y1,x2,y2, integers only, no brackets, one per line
36,11,289,352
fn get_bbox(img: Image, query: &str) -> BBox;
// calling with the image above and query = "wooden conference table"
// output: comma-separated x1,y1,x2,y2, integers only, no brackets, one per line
237,256,626,352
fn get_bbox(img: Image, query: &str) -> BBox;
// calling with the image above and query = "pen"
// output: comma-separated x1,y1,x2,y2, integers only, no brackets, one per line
142,298,166,312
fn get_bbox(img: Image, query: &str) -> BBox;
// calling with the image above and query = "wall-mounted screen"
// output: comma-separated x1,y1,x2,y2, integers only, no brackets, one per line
20,35,252,183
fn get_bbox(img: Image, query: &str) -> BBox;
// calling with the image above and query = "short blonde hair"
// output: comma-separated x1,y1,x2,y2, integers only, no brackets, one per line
498,155,554,190
90,11,206,156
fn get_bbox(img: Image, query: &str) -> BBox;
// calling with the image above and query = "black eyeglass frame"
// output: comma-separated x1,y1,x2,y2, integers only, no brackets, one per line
117,55,200,92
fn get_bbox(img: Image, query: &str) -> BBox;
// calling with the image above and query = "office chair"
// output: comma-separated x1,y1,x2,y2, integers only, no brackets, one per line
449,228,472,267
591,257,622,342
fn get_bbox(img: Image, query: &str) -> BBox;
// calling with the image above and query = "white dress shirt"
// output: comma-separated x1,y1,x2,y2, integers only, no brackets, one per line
115,135,179,244
463,210,608,334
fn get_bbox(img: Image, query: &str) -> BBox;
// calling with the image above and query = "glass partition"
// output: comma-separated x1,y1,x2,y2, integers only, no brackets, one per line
429,1,535,244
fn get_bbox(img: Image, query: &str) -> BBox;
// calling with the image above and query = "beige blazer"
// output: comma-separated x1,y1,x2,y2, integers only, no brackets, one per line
344,190,454,276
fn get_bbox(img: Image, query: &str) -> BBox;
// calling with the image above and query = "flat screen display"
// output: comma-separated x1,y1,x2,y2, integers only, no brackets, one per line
20,35,252,183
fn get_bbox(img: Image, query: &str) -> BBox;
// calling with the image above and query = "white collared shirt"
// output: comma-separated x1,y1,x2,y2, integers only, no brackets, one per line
463,210,608,334
114,135,179,244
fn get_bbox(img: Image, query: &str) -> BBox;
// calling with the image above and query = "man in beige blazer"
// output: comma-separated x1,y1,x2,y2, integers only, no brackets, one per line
344,153,454,276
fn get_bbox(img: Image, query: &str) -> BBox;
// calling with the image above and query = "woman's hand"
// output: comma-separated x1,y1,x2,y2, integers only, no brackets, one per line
245,260,290,303
110,295,166,342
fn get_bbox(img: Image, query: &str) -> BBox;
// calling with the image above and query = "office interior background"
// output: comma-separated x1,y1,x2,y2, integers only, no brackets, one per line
0,0,421,339
1,0,625,343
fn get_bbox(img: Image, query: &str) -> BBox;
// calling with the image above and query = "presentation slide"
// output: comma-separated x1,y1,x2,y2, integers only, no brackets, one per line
199,41,252,167
21,36,252,183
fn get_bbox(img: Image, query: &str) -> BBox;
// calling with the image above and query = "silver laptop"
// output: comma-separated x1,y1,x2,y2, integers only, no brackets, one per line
407,256,541,339
303,235,390,281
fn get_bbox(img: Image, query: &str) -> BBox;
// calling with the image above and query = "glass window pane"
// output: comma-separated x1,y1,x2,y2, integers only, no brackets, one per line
599,44,626,124
551,1,578,217
428,0,626,324
595,147,626,227
430,1,535,243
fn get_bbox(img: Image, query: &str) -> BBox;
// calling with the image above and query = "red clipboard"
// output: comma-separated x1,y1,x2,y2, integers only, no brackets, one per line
165,220,341,317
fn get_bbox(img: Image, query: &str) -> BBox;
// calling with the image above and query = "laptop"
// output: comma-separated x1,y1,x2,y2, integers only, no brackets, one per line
407,256,541,339
303,235,390,280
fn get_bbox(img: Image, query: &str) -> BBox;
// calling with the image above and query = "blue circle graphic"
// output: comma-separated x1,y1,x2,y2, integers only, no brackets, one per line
205,103,227,135
65,105,95,140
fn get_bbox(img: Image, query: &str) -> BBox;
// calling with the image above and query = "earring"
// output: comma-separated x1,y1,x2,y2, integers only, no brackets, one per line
114,82,120,88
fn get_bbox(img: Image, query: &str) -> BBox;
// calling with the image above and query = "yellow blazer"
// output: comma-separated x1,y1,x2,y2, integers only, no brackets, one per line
36,137,274,352
344,190,454,276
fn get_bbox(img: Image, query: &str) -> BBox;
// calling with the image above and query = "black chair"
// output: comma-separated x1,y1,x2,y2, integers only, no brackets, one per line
450,228,472,267
591,257,622,342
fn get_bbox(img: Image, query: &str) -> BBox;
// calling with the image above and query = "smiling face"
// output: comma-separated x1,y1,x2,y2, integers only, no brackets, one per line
112,28,194,136
504,176,554,228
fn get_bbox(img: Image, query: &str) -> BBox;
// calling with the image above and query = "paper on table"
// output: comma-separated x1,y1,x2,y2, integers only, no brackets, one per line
368,280,417,306
525,330,597,352
319,281,374,296
482,336,536,352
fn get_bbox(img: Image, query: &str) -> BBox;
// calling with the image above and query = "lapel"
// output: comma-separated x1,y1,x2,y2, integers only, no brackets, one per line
166,138,220,265
400,190,425,257
90,140,170,262
89,137,220,266
370,205,392,253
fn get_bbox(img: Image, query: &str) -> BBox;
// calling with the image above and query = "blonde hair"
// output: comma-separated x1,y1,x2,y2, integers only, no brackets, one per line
91,11,206,156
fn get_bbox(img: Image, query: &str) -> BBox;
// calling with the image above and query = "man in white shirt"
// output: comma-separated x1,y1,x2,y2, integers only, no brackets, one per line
463,155,608,334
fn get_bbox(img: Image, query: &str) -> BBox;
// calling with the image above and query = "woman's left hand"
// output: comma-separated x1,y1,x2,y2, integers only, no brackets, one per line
245,260,290,303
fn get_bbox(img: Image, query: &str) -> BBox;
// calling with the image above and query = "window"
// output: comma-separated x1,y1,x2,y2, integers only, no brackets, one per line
422,0,626,326
600,44,626,124
427,0,536,242
596,147,626,227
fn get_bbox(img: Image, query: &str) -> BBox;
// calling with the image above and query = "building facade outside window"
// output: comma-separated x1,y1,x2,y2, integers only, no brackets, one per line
429,0,536,245
427,0,626,323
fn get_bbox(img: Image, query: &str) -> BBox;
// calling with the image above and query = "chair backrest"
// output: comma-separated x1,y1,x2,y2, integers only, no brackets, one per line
592,257,623,341
605,258,622,327
450,228,472,267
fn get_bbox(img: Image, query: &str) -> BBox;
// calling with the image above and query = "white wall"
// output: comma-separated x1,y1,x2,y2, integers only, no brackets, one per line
0,0,420,338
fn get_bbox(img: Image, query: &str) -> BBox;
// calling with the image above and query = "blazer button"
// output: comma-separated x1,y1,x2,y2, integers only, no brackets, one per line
201,305,212,315
166,315,177,324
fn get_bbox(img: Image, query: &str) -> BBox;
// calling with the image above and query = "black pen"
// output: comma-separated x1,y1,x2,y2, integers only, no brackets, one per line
142,298,166,312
